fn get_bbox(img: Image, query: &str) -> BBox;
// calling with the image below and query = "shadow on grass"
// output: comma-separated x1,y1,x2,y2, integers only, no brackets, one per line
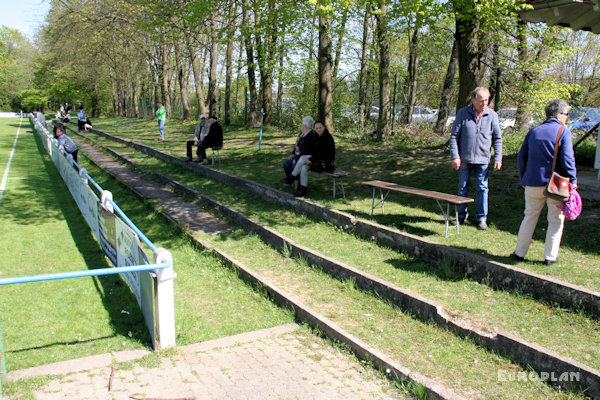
383,257,466,282
7,335,117,353
88,118,600,258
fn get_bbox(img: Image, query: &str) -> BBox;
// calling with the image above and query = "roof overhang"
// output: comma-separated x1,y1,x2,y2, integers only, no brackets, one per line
520,0,600,33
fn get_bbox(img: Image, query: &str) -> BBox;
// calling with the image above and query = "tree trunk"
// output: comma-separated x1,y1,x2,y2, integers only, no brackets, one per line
515,17,533,131
109,65,119,116
435,39,458,134
402,28,419,125
235,42,243,111
302,5,318,112
318,14,334,132
454,0,486,109
224,33,234,125
175,44,191,121
187,37,207,118
358,4,371,135
488,43,500,110
254,3,276,126
133,78,140,118
332,9,348,82
242,0,258,113
276,35,285,126
160,43,171,118
375,1,391,142
208,16,219,117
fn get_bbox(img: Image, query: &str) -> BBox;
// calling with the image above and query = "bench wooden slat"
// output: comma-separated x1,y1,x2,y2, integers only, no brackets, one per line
362,180,474,205
320,170,349,178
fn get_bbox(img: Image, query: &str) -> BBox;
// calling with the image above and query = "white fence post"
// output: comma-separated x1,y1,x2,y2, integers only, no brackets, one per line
101,190,114,213
153,248,176,348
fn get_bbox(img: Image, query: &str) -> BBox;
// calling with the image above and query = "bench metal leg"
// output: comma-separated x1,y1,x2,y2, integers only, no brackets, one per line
211,149,221,165
455,205,459,235
371,188,388,216
332,177,346,200
332,177,336,199
435,200,453,237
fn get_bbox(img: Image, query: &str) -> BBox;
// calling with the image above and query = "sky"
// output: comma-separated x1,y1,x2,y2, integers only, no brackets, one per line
0,0,50,40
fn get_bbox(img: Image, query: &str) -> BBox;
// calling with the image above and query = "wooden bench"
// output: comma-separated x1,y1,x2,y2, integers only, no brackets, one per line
313,170,349,200
362,180,474,237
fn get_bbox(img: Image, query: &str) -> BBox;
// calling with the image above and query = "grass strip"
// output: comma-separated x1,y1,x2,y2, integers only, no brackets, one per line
0,121,292,371
79,120,600,374
77,125,590,398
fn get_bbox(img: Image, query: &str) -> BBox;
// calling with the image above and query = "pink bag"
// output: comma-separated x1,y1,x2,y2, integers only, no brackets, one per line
561,185,582,220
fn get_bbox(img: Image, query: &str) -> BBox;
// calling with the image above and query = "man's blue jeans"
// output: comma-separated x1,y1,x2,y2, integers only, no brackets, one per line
158,119,165,139
457,163,489,222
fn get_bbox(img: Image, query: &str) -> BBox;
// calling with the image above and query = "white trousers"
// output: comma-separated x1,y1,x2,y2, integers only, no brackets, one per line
291,155,311,187
514,186,565,262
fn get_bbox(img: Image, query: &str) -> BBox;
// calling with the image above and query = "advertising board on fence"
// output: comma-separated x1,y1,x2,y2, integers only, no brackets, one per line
35,122,158,347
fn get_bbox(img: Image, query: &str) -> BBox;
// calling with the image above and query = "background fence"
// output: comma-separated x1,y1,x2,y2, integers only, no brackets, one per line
0,114,176,353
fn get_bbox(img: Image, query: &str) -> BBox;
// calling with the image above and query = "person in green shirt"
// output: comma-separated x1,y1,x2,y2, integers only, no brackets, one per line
156,102,166,141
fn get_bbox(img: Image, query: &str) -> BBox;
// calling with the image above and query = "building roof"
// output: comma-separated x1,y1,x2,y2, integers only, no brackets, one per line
520,0,600,33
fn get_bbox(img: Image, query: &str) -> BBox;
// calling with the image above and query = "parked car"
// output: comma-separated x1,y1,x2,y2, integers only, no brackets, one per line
444,109,457,129
568,107,600,133
394,106,438,124
497,108,517,132
341,105,379,121
496,108,535,133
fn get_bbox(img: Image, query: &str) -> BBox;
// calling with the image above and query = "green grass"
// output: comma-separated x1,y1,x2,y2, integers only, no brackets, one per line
89,115,600,290
4,115,598,398
0,118,292,370
81,117,600,369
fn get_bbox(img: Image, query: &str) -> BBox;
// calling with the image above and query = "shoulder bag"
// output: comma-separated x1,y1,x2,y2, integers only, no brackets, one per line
543,125,570,202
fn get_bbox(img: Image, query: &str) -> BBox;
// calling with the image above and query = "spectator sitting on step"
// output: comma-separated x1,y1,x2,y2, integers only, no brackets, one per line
186,115,209,162
53,122,78,163
84,118,93,131
281,116,318,187
77,105,86,132
63,112,71,124
195,115,223,165
289,120,335,197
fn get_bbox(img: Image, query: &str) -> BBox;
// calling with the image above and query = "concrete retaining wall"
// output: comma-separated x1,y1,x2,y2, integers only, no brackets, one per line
106,149,600,398
84,128,600,320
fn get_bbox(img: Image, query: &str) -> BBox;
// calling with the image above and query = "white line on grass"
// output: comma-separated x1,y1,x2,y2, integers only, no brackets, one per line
0,116,23,207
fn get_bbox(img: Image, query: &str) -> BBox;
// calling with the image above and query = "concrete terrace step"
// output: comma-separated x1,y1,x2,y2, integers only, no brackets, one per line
74,138,600,398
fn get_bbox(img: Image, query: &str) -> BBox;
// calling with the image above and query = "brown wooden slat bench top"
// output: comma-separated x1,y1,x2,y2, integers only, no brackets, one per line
362,180,474,237
362,180,474,205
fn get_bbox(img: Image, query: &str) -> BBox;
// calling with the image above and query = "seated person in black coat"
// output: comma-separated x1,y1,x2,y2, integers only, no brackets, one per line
281,116,318,184
196,115,223,165
290,120,335,197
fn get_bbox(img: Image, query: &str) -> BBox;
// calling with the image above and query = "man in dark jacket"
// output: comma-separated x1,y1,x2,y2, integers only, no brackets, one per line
197,116,223,165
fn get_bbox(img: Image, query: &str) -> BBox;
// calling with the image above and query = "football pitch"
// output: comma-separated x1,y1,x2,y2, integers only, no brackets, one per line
0,117,149,371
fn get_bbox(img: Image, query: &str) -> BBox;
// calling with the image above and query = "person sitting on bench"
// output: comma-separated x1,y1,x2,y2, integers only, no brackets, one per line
281,116,318,188
186,115,209,162
196,115,223,165
53,122,78,163
290,120,335,197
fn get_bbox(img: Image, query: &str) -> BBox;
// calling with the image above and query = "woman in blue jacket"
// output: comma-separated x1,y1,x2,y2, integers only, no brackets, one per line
513,99,578,265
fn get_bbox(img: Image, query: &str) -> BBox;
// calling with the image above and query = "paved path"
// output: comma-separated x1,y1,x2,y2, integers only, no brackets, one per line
8,324,406,399
77,139,231,235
